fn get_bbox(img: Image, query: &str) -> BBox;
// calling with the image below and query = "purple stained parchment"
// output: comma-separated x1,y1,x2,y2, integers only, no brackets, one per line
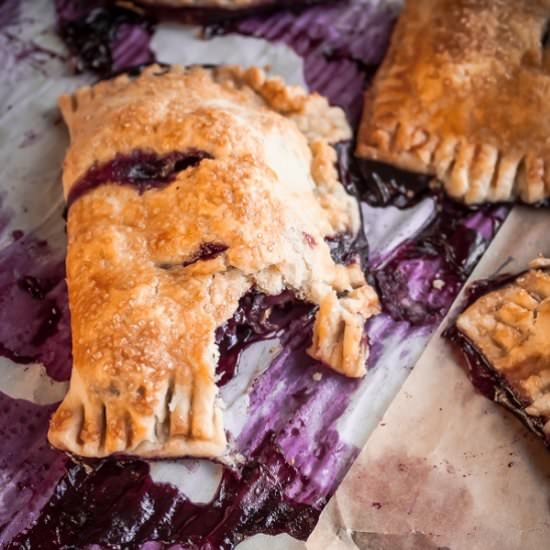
0,232,70,382
0,1,510,548
0,392,68,547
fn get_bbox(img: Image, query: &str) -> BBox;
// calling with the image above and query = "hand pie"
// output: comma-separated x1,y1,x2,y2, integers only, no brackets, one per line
49,64,380,459
357,0,550,205
455,257,550,445
131,0,326,9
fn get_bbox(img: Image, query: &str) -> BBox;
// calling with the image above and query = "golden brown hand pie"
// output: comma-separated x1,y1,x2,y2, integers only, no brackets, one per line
357,0,550,205
48,65,380,459
456,257,550,442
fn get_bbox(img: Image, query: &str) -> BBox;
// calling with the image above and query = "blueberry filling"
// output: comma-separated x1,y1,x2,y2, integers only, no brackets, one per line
325,233,361,266
181,242,228,268
215,290,314,386
332,142,370,268
66,149,212,207
158,242,228,270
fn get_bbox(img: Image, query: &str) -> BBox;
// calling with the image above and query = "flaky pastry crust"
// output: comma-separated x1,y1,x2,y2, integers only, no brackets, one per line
357,0,550,205
457,258,550,434
49,65,380,459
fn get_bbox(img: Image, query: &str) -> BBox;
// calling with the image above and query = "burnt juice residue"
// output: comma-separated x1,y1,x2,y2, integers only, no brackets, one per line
8,436,320,549
352,159,508,325
67,149,212,208
55,0,154,76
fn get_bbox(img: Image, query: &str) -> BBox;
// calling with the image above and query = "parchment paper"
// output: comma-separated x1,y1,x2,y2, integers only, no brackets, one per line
5,2,546,548
308,206,550,550
0,2,434,548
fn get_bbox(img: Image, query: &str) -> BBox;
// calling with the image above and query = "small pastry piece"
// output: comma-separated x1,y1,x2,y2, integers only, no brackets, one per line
455,258,550,444
357,0,550,205
49,64,380,459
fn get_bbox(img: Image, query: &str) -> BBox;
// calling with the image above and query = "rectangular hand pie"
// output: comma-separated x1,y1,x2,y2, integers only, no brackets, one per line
454,258,550,445
357,0,550,205
48,64,380,459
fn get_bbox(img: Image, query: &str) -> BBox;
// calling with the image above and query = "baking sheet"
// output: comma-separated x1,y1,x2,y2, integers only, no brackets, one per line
308,206,550,550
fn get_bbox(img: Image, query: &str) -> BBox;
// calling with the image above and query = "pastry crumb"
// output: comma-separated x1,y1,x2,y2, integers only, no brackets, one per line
432,278,445,290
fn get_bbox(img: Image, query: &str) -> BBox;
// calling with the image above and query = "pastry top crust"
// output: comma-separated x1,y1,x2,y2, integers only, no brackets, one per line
457,258,550,430
50,65,380,459
357,0,550,205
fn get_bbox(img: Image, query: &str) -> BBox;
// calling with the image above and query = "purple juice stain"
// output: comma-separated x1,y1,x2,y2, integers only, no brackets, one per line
0,393,68,547
369,196,507,325
54,0,398,123
55,0,154,76
67,149,212,208
7,444,320,549
0,233,71,381
53,0,334,79
237,325,359,505
0,0,21,30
